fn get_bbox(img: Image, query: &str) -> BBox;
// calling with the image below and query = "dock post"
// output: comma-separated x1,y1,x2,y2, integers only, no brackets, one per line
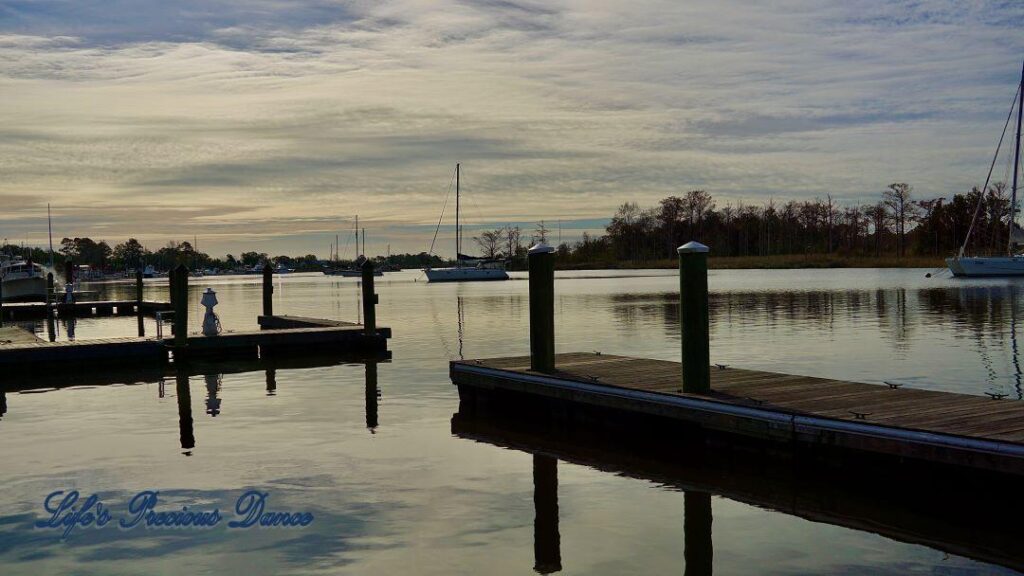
684,491,713,576
64,258,74,287
0,276,3,326
45,272,56,342
528,243,556,373
172,264,189,352
678,241,710,394
262,263,274,317
136,269,145,337
361,258,377,336
533,454,561,574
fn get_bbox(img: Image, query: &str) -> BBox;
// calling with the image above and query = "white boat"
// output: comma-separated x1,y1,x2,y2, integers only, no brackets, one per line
947,61,1024,277
142,265,156,278
424,163,509,283
0,256,48,302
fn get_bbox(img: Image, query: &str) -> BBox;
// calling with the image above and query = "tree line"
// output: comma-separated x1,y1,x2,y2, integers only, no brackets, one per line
472,183,1017,265
1,238,447,272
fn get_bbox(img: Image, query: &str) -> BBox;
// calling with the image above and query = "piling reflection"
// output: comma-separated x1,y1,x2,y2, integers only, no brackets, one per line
684,492,712,576
176,371,195,454
452,404,1024,574
365,362,379,432
266,368,277,396
533,454,561,574
0,390,6,420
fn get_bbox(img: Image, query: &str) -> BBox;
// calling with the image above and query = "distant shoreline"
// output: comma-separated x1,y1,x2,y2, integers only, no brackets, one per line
552,255,947,271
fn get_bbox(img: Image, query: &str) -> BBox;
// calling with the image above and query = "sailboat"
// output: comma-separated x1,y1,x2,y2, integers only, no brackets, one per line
424,164,509,282
324,216,382,277
947,61,1024,277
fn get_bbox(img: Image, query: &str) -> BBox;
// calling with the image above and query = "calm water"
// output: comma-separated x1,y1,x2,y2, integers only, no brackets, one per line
1,268,1022,574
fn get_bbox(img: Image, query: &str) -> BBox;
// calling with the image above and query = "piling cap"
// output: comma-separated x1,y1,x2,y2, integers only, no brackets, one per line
528,242,555,255
677,241,710,254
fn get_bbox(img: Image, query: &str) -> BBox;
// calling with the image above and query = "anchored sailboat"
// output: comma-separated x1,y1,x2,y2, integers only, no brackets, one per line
424,164,509,282
947,61,1024,277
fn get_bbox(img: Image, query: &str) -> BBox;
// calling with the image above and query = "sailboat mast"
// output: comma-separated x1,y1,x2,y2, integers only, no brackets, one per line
1011,60,1024,256
455,163,461,266
354,215,359,258
47,203,54,269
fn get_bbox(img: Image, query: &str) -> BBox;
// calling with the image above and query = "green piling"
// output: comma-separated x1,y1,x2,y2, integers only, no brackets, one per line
172,264,189,352
529,243,556,373
136,268,145,337
361,258,377,336
262,263,274,317
678,241,710,394
46,272,55,342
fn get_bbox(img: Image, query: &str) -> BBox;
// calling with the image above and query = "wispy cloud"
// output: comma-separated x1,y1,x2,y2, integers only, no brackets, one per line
1,0,1023,255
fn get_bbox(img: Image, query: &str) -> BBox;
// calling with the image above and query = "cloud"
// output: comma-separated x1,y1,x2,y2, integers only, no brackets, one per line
1,0,1023,256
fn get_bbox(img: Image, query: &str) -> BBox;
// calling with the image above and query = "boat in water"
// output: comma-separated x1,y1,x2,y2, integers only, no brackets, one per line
947,61,1024,277
423,164,509,283
0,255,48,302
323,215,383,277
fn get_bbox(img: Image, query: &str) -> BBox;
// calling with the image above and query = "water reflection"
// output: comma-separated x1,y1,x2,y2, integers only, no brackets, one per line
365,362,379,432
205,374,222,417
533,454,560,574
684,492,712,576
594,284,1024,396
452,406,1024,574
176,370,195,454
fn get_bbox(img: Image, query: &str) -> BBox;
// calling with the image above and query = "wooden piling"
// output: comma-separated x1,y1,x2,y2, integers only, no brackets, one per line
45,273,56,342
262,263,274,317
0,275,4,326
64,259,74,287
678,241,710,394
172,264,188,352
528,243,556,373
361,259,377,336
136,269,145,337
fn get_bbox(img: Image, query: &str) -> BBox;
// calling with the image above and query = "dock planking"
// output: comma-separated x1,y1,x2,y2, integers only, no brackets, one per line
451,353,1024,475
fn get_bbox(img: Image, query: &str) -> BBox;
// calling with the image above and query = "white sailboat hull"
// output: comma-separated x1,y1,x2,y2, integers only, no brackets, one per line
424,267,509,282
946,256,1024,277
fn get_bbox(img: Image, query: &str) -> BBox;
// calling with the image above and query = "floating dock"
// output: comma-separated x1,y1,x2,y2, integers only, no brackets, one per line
0,317,388,377
451,353,1024,475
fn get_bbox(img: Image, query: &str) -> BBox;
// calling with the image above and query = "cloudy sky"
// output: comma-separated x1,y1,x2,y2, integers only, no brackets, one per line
1,0,1023,257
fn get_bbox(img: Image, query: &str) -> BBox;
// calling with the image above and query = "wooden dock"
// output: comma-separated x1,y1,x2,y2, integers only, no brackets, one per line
0,300,171,320
451,353,1024,475
0,319,389,377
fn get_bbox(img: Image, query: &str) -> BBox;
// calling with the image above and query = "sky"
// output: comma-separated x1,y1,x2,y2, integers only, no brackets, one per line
1,0,1023,258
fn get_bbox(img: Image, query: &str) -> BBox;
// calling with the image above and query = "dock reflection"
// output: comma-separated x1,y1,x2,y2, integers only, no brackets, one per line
165,356,387,453
452,405,1024,574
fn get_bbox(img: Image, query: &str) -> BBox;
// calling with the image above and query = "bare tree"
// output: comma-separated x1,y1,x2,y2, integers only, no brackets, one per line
504,225,521,261
473,228,503,259
883,183,917,257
